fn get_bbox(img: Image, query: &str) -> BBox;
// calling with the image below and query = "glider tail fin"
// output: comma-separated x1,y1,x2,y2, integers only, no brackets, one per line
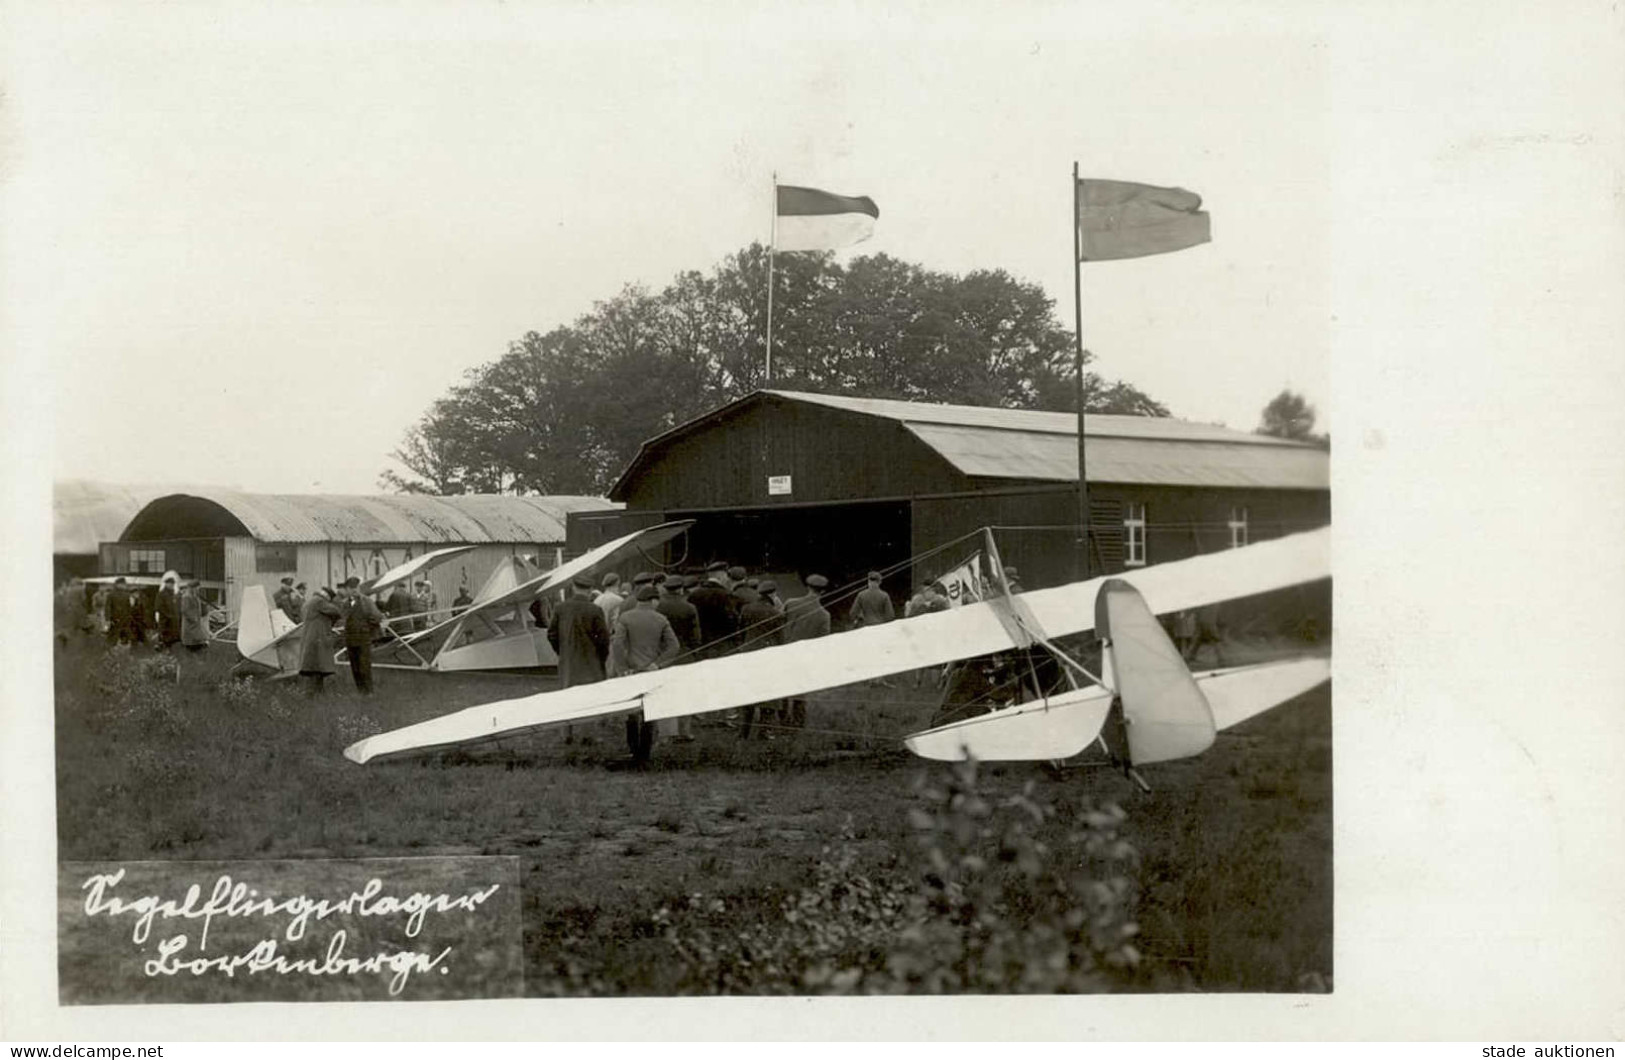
1098,578,1217,766
237,585,276,662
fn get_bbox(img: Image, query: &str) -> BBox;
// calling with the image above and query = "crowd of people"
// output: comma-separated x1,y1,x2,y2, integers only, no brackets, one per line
545,562,862,759
54,572,219,655
54,557,972,758
294,576,389,697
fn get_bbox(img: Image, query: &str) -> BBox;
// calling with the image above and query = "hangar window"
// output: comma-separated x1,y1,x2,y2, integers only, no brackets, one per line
128,549,165,574
1229,506,1249,548
1124,503,1147,567
255,544,296,572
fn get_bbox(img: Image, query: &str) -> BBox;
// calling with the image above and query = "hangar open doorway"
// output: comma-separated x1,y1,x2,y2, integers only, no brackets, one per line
571,499,913,601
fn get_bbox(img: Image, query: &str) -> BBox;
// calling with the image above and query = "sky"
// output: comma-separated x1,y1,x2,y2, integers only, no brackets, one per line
8,3,1328,495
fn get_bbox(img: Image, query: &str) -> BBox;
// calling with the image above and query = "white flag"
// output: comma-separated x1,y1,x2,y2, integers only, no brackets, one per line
938,553,986,609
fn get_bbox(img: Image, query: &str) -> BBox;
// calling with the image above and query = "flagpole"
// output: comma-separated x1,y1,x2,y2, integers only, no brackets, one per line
1072,161,1090,580
766,173,777,384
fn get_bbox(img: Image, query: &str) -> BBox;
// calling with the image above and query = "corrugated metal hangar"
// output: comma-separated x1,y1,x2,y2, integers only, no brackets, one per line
52,480,174,582
108,490,617,614
569,389,1331,596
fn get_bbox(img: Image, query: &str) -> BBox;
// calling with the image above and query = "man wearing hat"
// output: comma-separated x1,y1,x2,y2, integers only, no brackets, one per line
594,572,626,628
728,566,761,610
412,580,437,632
179,580,213,652
655,576,701,660
610,586,679,677
106,577,133,646
686,561,738,659
340,576,385,693
126,580,151,648
609,585,681,759
65,577,94,646
736,579,786,739
385,579,413,634
547,577,611,690
779,574,832,729
297,587,344,695
274,576,301,625
851,570,896,628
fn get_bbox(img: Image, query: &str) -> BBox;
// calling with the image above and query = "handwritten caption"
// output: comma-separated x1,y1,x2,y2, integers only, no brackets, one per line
58,857,522,1004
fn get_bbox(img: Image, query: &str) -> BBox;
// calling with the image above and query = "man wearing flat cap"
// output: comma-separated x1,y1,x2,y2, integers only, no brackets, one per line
728,566,760,609
548,577,611,690
736,579,786,740
851,570,896,628
610,585,681,760
781,574,832,730
274,576,301,625
656,576,701,660
594,572,626,628
686,561,738,660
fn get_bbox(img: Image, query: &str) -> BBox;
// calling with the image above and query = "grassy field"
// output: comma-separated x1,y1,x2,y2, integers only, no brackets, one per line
53,634,1331,996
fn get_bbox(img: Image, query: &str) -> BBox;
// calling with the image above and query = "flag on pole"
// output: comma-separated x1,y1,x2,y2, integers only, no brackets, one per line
1076,179,1210,261
775,185,879,252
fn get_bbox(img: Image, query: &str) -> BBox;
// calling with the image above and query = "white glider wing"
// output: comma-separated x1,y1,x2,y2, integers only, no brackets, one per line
345,526,1329,764
479,519,697,615
363,545,478,596
904,686,1116,762
386,520,697,672
902,658,1329,763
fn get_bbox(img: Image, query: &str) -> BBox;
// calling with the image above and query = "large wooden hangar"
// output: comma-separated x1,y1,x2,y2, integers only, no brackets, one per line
570,389,1330,594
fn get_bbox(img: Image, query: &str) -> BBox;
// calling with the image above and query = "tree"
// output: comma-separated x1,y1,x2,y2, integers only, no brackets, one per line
380,245,1174,495
1257,389,1320,441
376,416,466,495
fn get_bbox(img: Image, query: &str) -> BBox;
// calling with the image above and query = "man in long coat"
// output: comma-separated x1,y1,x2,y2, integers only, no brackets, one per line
547,578,610,688
737,579,787,739
780,574,832,729
686,562,738,659
66,578,93,646
340,577,385,694
654,576,703,740
298,587,344,696
179,581,212,652
385,582,413,636
155,573,182,650
106,578,134,647
127,585,151,648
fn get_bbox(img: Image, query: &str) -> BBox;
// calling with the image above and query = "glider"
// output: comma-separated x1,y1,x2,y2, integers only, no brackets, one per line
234,583,304,675
367,520,696,673
232,521,696,677
344,525,1331,768
902,579,1330,784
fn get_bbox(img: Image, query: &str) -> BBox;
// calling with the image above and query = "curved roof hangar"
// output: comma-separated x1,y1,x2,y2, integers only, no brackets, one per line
121,490,617,545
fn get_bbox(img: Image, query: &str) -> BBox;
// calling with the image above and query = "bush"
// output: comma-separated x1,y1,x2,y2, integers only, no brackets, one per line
650,758,1143,994
882,758,1141,993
